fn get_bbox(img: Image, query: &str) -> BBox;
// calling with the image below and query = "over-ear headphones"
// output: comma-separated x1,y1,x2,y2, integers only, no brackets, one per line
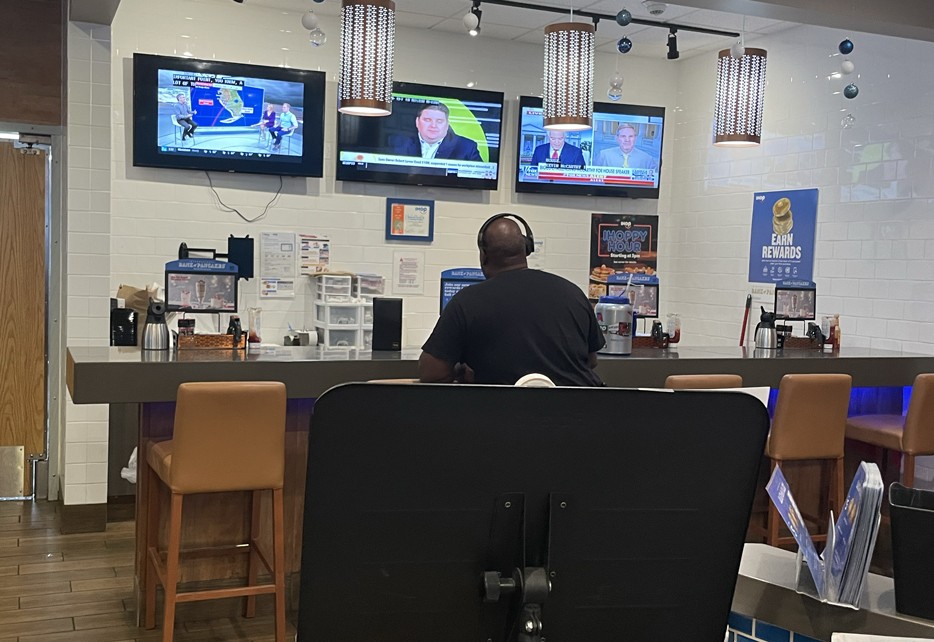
477,213,535,257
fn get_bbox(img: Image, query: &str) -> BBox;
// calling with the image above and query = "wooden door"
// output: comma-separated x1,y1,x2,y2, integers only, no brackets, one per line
0,141,47,496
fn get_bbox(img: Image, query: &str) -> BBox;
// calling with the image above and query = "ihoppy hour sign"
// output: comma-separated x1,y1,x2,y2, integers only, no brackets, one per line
589,213,658,300
748,188,818,284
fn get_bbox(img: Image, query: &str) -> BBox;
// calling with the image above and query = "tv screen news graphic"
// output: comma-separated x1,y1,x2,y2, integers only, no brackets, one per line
774,283,816,321
515,96,665,198
165,259,239,314
337,81,504,191
133,53,325,177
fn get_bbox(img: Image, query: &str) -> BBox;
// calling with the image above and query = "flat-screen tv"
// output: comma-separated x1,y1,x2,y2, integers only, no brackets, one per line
133,53,325,177
608,282,659,318
774,286,816,321
336,81,504,190
515,96,665,198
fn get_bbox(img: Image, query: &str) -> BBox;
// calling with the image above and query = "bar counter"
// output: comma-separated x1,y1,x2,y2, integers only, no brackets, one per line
63,344,934,632
67,344,934,403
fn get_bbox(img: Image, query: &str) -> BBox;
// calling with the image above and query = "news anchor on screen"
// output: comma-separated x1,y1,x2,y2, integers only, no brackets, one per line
390,102,482,161
530,131,586,168
595,123,658,170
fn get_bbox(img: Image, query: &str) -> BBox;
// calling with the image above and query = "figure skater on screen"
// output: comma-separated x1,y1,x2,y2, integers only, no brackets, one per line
390,103,482,161
174,93,198,141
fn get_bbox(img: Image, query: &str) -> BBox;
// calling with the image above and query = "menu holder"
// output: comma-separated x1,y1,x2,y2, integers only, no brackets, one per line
177,333,247,350
767,462,883,609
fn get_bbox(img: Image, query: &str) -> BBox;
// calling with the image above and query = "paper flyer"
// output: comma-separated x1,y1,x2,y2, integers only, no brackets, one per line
299,234,330,275
259,231,295,299
392,251,424,295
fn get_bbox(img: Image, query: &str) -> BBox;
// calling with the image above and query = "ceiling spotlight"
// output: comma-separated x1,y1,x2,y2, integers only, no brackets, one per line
463,1,482,37
642,0,667,16
667,28,679,60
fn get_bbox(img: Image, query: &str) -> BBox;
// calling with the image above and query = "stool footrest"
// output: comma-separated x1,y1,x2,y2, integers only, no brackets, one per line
176,583,277,603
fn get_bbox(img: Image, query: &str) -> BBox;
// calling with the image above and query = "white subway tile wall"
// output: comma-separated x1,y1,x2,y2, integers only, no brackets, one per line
64,22,112,504
60,0,934,504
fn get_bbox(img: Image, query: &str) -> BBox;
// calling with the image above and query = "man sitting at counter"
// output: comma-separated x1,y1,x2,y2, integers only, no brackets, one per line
419,214,605,386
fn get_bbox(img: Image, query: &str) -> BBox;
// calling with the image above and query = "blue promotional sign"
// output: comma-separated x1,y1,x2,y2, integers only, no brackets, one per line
165,259,239,274
439,268,484,313
748,188,818,283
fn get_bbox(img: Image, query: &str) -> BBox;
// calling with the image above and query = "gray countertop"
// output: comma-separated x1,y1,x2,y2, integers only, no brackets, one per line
66,345,934,404
734,544,934,639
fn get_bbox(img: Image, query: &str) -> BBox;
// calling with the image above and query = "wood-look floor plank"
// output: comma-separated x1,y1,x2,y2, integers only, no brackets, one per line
0,599,125,625
0,579,71,599
0,565,16,576
19,586,137,610
1,566,115,589
71,575,135,592
19,553,134,575
0,537,18,548
0,551,62,565
0,597,18,612
0,615,74,637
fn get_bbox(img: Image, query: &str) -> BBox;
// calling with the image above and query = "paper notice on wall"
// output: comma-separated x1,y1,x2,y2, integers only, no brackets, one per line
299,234,330,275
260,231,296,299
528,239,546,270
392,251,424,295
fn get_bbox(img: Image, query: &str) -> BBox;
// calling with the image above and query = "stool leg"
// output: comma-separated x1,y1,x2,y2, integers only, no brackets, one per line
162,493,184,642
144,466,160,630
245,489,261,618
903,454,916,488
273,487,286,642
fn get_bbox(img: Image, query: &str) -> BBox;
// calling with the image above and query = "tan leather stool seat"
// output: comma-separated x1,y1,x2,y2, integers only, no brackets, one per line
755,373,852,548
845,374,934,488
143,381,287,642
664,374,743,389
845,415,905,451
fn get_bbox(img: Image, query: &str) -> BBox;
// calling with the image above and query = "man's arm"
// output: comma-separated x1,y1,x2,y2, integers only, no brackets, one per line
419,351,456,383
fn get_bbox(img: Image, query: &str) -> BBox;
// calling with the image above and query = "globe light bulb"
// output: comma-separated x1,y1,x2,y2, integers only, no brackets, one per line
607,87,623,101
301,10,319,30
730,41,745,58
840,59,855,75
309,28,327,47
609,72,624,88
841,113,856,129
615,9,632,26
616,37,632,54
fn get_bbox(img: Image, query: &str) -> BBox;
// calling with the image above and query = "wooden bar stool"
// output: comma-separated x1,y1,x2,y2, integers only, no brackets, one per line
144,381,287,641
846,373,934,488
664,374,743,389
755,373,852,547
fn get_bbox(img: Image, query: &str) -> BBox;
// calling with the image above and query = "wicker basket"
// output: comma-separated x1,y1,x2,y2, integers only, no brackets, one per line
177,333,247,350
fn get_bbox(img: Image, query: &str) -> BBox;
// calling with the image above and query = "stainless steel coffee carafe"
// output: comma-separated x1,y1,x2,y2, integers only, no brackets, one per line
754,306,778,350
141,299,170,350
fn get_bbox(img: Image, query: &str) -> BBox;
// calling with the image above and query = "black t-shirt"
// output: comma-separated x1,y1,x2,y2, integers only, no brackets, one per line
422,269,605,386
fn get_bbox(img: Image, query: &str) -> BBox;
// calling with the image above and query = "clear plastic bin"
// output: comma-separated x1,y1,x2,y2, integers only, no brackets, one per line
314,302,361,327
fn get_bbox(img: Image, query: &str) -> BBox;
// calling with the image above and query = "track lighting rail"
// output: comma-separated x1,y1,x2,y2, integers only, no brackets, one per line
476,0,740,38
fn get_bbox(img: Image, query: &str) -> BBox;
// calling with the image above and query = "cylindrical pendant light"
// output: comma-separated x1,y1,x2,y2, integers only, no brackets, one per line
714,47,767,146
543,22,594,131
338,0,395,116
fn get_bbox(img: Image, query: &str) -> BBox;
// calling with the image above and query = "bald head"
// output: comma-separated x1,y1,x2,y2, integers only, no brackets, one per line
479,217,528,277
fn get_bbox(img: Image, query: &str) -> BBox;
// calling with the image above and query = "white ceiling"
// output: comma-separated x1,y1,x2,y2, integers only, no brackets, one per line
246,0,796,59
